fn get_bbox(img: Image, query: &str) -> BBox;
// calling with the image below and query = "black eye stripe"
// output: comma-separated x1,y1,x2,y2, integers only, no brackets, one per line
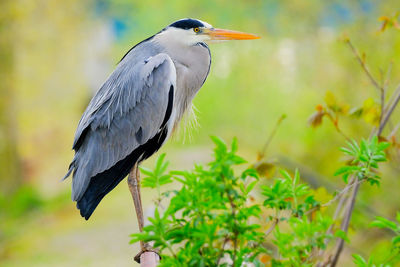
169,19,204,30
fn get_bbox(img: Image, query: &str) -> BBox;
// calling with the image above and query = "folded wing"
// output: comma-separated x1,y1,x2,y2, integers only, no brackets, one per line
64,53,176,219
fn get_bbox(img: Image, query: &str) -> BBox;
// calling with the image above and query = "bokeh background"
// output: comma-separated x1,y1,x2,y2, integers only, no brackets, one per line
1,0,399,266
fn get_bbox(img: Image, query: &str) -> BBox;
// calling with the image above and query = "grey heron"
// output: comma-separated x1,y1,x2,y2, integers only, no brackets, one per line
63,18,259,230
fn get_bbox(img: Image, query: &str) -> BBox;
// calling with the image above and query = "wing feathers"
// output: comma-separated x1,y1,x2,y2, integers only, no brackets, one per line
67,53,176,201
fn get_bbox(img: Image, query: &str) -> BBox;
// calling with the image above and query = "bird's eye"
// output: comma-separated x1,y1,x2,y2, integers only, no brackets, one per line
193,27,200,33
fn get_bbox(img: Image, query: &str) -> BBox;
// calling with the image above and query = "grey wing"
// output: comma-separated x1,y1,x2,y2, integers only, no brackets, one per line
65,53,176,201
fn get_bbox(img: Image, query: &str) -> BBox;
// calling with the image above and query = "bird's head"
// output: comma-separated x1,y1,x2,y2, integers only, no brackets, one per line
157,18,260,46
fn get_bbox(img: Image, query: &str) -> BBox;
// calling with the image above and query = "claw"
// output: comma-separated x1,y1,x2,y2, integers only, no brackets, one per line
134,245,160,264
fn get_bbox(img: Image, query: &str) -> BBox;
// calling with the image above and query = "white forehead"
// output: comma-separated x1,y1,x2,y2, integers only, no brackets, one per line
155,19,214,46
197,19,213,28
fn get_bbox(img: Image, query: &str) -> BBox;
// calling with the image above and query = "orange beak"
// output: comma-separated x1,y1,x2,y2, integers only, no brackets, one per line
206,28,260,40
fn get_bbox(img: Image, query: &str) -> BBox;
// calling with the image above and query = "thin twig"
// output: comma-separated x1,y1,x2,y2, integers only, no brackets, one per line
330,182,360,267
384,62,393,89
259,114,286,159
345,40,382,92
380,88,386,126
379,62,392,125
325,112,351,142
321,179,364,208
332,185,349,222
388,122,400,138
232,233,238,266
379,84,400,135
216,236,229,266
385,83,400,113
265,217,279,237
316,177,355,267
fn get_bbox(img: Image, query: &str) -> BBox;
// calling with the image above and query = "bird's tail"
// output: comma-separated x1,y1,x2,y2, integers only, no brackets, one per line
76,150,139,220
76,168,129,220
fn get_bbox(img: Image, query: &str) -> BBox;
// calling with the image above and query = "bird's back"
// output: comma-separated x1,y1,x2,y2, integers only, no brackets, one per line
73,40,164,149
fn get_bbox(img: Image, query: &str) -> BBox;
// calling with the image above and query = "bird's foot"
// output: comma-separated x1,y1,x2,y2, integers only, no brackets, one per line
134,243,160,264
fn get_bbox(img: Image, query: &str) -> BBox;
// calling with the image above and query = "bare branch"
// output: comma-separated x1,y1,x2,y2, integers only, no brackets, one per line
265,217,279,237
330,182,360,267
379,84,400,135
216,236,229,266
345,40,383,92
259,114,286,159
321,179,363,208
232,232,238,266
385,83,400,112
389,122,400,138
316,177,356,267
383,62,393,89
379,62,393,125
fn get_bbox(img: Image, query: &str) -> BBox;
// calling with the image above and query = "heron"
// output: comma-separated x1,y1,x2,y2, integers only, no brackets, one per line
63,18,259,258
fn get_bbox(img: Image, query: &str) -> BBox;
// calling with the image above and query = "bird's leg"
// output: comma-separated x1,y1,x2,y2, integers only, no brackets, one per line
128,164,145,233
127,163,160,264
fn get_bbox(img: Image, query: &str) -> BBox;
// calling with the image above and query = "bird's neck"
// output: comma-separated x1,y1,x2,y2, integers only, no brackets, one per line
165,43,211,127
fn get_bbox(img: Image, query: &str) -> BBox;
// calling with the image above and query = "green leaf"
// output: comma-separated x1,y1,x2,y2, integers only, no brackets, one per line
139,166,154,176
339,147,355,156
280,169,292,181
392,236,400,246
294,169,300,185
241,168,259,179
155,153,167,171
352,254,367,267
230,155,247,165
210,136,227,150
334,230,350,243
334,166,351,176
159,175,173,186
246,180,258,194
370,216,398,231
231,137,238,153
239,182,246,194
378,141,390,150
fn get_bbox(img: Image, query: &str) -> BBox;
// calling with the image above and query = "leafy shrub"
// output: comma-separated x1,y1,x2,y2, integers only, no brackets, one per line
131,136,393,266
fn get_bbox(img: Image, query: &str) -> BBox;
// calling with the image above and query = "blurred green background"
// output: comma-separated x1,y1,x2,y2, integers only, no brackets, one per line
1,0,399,266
